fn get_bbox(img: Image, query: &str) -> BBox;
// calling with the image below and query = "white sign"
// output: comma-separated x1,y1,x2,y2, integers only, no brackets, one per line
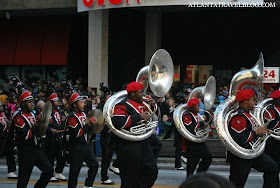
264,67,279,83
78,0,264,12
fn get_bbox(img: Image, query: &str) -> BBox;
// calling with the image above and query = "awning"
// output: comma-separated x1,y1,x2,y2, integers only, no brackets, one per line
15,20,44,65
0,23,17,65
41,18,71,65
0,17,71,65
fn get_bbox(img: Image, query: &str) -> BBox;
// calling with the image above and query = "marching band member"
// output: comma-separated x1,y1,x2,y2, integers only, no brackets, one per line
228,89,279,188
181,98,212,177
264,90,280,169
111,82,158,188
12,87,53,188
66,92,99,188
45,92,67,182
0,101,17,179
99,85,119,185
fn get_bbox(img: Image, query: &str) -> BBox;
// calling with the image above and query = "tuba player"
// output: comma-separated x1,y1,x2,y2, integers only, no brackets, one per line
181,98,212,177
228,89,279,188
111,82,158,188
264,90,280,170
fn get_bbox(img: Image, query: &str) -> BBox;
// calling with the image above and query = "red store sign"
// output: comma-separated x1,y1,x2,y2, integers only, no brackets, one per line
82,0,141,7
263,67,279,83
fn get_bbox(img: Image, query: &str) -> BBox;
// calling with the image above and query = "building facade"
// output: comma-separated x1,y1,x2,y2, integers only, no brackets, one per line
0,0,279,91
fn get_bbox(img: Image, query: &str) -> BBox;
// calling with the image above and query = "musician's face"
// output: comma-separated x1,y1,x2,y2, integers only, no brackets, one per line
26,100,34,112
191,104,200,114
76,99,85,112
247,96,256,111
132,89,144,103
52,100,59,108
274,98,280,107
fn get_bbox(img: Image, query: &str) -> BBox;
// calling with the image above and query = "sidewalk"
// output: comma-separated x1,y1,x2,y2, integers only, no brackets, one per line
0,157,227,166
156,157,227,165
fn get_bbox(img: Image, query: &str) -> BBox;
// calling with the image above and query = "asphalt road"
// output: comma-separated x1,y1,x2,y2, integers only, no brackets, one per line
0,159,268,188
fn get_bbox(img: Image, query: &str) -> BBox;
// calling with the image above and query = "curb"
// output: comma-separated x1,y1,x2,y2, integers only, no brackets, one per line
0,157,227,166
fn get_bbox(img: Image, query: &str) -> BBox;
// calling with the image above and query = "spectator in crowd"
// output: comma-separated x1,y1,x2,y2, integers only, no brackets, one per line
180,86,190,99
37,100,45,111
218,95,225,103
163,98,176,139
165,91,172,102
3,79,10,92
51,71,59,82
161,114,172,138
0,91,8,105
212,98,219,110
77,84,87,96
0,85,3,94
157,97,170,120
198,99,205,115
38,91,45,101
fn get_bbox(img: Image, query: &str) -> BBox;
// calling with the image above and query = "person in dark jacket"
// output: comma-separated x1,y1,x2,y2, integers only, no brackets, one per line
228,89,279,188
0,101,17,179
264,90,280,169
44,93,67,182
181,98,212,177
12,89,53,188
111,82,158,188
66,92,99,188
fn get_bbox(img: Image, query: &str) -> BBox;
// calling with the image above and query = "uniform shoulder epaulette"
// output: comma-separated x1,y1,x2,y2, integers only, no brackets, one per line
68,111,76,117
236,109,244,115
14,111,23,117
185,111,191,116
119,98,129,105
268,105,275,110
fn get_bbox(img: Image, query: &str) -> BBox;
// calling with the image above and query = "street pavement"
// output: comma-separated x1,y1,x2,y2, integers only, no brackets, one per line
0,157,268,188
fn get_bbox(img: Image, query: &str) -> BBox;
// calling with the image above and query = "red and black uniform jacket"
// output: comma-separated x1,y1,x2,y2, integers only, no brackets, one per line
265,104,280,130
264,104,280,153
46,108,63,140
111,98,147,131
229,107,258,150
12,111,38,148
0,113,10,156
66,111,90,144
181,111,206,152
0,113,9,139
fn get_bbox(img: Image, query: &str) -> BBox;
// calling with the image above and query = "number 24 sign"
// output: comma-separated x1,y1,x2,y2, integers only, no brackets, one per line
264,67,279,83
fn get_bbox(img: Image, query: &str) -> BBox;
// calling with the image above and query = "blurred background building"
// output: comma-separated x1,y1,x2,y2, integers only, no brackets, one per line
0,0,279,92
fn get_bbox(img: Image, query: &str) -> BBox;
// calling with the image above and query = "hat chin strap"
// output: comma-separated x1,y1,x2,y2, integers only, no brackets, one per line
73,103,82,113
21,104,30,114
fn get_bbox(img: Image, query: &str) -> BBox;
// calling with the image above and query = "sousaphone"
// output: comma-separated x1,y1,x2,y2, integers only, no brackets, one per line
103,49,174,141
214,53,266,159
173,76,216,143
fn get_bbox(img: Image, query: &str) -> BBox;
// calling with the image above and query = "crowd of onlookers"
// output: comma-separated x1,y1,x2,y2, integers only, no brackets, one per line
0,74,279,140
